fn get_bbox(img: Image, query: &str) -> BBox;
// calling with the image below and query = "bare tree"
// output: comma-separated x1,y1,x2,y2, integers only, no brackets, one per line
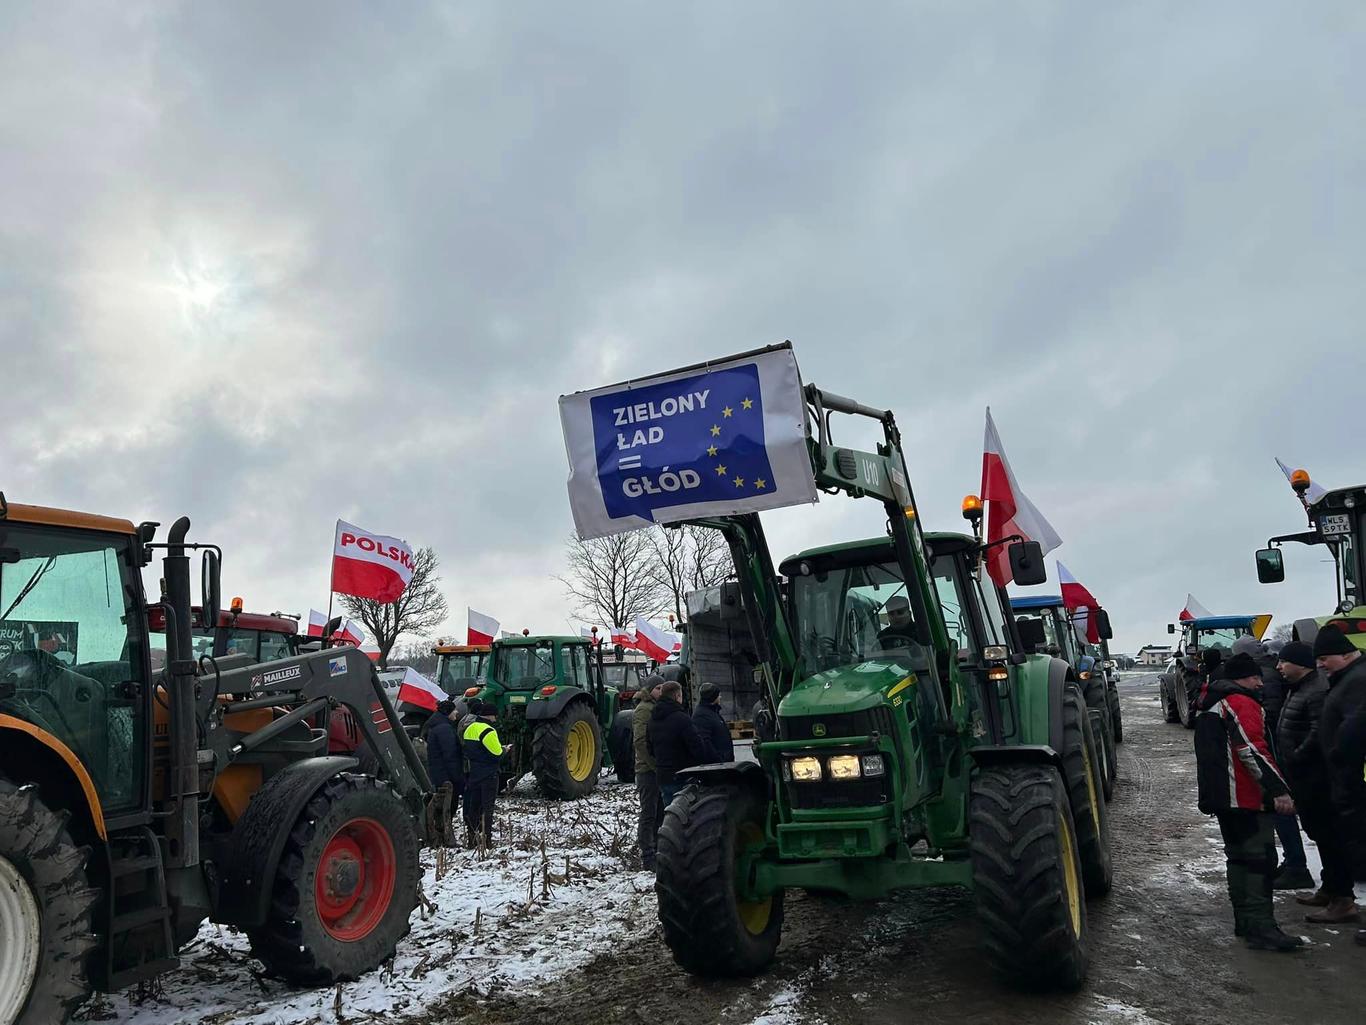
559,531,670,628
389,637,440,675
1270,623,1295,645
339,546,449,667
649,525,734,622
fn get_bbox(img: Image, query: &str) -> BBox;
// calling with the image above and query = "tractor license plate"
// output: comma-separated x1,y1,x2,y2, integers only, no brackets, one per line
509,695,527,704
1321,513,1352,537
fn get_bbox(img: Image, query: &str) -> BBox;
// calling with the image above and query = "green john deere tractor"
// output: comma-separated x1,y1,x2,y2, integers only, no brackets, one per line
1257,476,1366,650
462,634,624,800
561,345,1111,990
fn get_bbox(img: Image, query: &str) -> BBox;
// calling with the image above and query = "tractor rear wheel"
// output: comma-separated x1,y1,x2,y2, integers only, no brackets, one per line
1162,680,1181,723
248,775,419,985
1089,706,1117,802
1107,685,1123,744
656,784,783,977
1062,687,1113,897
532,701,603,800
0,776,98,1025
969,763,1088,990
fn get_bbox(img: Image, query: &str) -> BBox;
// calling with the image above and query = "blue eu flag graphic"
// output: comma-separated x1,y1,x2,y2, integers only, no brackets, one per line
590,362,777,523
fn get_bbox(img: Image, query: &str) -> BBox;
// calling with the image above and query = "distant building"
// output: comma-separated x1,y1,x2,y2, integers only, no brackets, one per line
1136,644,1173,666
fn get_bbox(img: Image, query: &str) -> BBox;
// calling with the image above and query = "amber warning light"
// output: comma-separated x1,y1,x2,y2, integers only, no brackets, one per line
961,495,984,522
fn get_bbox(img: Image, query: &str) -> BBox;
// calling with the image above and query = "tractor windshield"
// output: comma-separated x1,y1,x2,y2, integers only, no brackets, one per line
436,651,487,690
1190,626,1248,651
790,557,931,676
0,522,146,811
491,643,556,690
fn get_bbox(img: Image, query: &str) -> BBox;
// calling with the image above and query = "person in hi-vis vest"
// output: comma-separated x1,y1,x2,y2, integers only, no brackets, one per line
462,700,504,846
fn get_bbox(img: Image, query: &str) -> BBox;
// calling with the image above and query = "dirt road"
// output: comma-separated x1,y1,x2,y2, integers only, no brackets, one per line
437,676,1366,1025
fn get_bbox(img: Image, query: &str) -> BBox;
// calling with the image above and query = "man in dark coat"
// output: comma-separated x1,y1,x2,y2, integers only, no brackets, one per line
462,700,504,847
633,676,665,870
1194,652,1301,951
425,700,464,845
1274,641,1358,921
1315,626,1366,920
693,682,735,763
647,680,709,809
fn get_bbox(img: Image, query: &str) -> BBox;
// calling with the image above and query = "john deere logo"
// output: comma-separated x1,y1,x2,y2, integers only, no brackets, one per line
812,723,827,737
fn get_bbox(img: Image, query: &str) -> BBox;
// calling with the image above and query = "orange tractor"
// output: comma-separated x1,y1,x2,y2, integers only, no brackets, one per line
0,496,431,1025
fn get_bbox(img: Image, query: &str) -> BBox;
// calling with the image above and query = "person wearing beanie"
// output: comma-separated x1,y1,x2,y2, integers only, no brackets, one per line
1314,626,1366,914
424,698,466,846
692,681,735,763
1275,641,1357,921
1194,650,1301,951
632,675,666,871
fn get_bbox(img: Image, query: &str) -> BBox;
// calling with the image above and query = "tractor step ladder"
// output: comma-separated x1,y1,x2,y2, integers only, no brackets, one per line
105,826,179,990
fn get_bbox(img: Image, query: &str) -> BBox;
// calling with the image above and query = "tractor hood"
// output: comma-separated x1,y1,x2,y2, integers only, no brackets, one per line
778,659,918,727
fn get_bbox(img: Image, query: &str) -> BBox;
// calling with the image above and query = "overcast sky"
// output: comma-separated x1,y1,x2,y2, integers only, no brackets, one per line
2,2,1362,655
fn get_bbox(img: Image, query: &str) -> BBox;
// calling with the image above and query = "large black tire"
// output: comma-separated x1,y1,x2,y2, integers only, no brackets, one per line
1162,679,1181,723
608,711,635,784
248,774,420,985
0,776,98,1025
656,784,783,977
1176,671,1197,730
969,763,1088,991
532,701,603,800
1089,707,1117,802
1107,684,1123,744
1061,687,1113,897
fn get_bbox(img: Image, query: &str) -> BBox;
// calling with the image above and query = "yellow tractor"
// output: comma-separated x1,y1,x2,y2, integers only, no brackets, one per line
0,496,431,1024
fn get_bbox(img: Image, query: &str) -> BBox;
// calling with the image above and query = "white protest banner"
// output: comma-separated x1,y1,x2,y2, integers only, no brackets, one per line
559,343,817,540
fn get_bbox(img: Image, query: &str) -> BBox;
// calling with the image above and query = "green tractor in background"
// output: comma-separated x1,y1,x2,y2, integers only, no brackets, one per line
1257,474,1366,649
562,345,1112,989
461,634,625,799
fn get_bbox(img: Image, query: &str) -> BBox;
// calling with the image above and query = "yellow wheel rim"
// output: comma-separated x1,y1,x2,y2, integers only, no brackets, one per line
1058,810,1083,937
735,822,772,935
566,719,596,782
1081,731,1101,827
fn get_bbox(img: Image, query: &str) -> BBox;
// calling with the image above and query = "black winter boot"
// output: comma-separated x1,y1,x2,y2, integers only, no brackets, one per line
1244,925,1305,952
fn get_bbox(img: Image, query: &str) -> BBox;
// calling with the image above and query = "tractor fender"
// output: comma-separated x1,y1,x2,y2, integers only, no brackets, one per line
214,755,359,929
525,687,594,723
0,714,106,841
675,760,770,797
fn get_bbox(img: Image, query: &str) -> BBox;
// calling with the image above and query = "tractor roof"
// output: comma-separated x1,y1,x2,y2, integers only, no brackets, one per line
1184,615,1265,629
1010,595,1066,610
494,634,589,646
1316,484,1366,511
783,531,976,570
0,497,136,535
146,606,298,634
433,643,491,655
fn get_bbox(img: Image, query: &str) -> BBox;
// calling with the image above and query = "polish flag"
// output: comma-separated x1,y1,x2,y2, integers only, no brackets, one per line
396,667,448,712
360,641,382,662
981,409,1063,587
633,618,679,662
331,520,415,604
334,619,365,647
1275,458,1328,505
611,626,637,650
580,625,608,646
468,609,500,646
1179,594,1214,622
1058,562,1101,644
305,609,328,638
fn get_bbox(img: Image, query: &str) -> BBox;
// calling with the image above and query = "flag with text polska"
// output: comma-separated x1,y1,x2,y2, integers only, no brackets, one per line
559,345,817,540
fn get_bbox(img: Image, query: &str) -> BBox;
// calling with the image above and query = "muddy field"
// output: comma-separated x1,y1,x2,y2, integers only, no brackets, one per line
95,676,1366,1025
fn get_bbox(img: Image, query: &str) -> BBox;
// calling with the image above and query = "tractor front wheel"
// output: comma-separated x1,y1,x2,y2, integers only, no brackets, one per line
0,776,98,1025
1062,687,1114,897
969,763,1088,990
532,702,603,800
1089,706,1117,802
1162,680,1181,723
248,775,419,985
656,784,783,977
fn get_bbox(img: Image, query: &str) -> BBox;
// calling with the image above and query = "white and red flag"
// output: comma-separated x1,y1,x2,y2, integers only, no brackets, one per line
981,408,1063,587
611,626,637,649
1058,561,1101,644
305,609,328,638
333,619,365,647
331,519,415,604
633,618,681,662
360,641,382,662
1275,457,1328,505
396,667,448,712
1179,594,1214,622
468,609,500,646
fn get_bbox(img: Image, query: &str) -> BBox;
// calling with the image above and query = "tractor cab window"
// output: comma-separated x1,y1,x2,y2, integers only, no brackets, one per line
0,525,147,812
437,651,485,690
1016,610,1066,657
147,627,214,673
929,557,977,660
259,630,292,662
566,645,591,689
790,557,931,676
1190,627,1244,653
975,577,1009,646
223,628,258,659
493,643,556,689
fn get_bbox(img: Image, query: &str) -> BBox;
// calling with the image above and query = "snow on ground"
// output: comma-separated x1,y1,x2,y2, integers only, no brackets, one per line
81,774,656,1025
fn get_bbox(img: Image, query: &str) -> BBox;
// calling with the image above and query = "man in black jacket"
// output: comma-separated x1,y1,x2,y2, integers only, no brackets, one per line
1276,642,1358,922
693,682,735,763
425,700,464,845
1315,626,1366,917
647,681,709,809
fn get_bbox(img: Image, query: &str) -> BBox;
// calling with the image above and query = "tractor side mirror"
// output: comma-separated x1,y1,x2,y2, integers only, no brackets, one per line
1008,541,1047,586
1094,609,1114,641
1016,617,1047,651
717,580,745,622
1167,623,1176,634
1255,547,1285,584
201,550,221,630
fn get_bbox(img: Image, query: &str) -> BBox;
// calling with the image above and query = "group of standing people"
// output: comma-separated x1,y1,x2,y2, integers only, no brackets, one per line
1195,624,1366,951
425,697,503,848
633,674,735,871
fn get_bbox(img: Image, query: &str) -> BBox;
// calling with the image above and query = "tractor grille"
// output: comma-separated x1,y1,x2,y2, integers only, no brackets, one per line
778,706,895,742
787,771,890,810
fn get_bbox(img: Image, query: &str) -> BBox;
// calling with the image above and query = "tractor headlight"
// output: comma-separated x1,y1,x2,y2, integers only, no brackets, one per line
828,754,862,780
860,754,886,777
789,756,823,782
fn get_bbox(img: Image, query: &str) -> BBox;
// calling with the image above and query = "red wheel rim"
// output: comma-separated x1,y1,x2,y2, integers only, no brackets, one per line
314,817,397,942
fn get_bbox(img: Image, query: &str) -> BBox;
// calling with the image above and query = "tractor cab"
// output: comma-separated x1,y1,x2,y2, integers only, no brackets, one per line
146,603,299,671
432,642,490,694
1257,480,1366,648
1169,614,1271,662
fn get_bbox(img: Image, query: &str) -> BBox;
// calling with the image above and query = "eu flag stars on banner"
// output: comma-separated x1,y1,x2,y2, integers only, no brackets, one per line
589,362,777,523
